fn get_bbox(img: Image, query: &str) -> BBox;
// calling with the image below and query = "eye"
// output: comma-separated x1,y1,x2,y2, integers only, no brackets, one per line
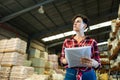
76,20,81,23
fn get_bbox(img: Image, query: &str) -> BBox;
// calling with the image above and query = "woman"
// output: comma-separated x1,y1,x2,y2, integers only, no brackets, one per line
60,14,101,80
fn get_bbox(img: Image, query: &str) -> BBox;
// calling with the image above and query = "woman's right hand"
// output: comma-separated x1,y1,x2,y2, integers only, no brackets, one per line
62,58,67,64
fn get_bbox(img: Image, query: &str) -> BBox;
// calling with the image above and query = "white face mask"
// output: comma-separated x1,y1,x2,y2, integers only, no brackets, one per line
79,21,85,36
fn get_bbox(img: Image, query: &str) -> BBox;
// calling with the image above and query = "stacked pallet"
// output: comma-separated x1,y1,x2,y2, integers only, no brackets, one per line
0,38,27,53
10,66,34,80
0,66,11,80
25,74,49,80
29,48,53,75
1,52,25,66
31,58,45,74
48,54,58,69
0,38,35,80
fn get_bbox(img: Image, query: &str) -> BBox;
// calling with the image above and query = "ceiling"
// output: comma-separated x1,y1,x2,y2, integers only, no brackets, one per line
0,0,119,52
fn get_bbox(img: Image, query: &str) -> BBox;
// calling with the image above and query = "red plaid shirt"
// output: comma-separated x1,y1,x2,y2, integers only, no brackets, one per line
60,35,101,80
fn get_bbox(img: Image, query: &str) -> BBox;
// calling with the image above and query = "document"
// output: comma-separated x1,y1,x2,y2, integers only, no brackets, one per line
65,46,92,68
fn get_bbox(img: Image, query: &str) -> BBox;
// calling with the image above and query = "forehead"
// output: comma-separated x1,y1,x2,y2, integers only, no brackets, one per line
74,17,83,21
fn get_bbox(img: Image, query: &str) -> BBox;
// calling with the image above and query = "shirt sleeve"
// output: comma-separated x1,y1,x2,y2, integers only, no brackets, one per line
60,39,67,65
92,40,101,69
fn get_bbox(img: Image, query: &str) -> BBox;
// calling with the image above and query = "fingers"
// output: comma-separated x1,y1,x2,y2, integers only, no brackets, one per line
62,58,67,64
80,58,92,67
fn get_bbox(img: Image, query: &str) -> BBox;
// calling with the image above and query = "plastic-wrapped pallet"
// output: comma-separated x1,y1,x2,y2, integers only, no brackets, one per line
29,48,40,58
4,38,27,54
25,74,49,80
99,73,108,80
23,60,32,67
48,54,58,69
10,66,34,80
44,61,53,75
111,20,118,33
1,52,25,66
0,77,9,80
51,73,64,80
31,58,45,74
40,52,48,60
0,39,8,52
0,66,11,80
45,61,53,69
48,54,58,62
0,53,4,62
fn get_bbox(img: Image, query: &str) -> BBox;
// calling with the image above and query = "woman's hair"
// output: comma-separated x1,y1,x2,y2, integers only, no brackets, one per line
72,14,89,28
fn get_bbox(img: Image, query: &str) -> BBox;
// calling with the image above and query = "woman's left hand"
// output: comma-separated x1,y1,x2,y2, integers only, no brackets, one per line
80,58,92,67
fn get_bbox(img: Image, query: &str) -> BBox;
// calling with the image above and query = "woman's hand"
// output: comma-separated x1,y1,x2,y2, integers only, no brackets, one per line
80,58,92,67
62,58,67,64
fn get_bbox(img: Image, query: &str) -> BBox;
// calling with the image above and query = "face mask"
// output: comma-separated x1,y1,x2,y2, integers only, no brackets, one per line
79,21,85,36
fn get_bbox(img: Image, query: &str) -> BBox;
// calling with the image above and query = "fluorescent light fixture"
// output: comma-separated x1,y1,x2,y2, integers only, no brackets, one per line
56,34,64,39
90,21,111,30
64,31,76,36
42,20,112,42
42,37,49,42
97,41,108,46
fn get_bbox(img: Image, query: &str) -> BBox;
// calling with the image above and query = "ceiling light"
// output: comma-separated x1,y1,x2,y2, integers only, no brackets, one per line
42,20,112,42
38,6,44,14
90,21,111,30
97,41,108,46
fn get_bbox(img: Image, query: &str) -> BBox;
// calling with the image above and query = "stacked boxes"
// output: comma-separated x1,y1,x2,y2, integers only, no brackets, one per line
10,66,34,80
0,38,27,53
0,66,11,80
25,74,49,80
31,58,45,74
29,48,40,58
0,38,33,80
48,54,58,69
1,52,25,66
0,39,7,52
40,52,48,61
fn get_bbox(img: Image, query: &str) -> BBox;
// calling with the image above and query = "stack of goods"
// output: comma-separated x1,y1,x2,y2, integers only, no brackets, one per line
31,58,45,74
99,73,108,80
29,48,50,74
110,54,120,69
10,66,34,80
4,38,27,53
1,52,25,66
0,53,4,62
0,39,7,52
110,39,119,55
29,48,40,58
111,19,119,33
40,52,48,61
44,61,53,75
0,38,27,54
25,74,49,80
51,73,64,80
48,54,58,69
108,19,120,55
100,58,109,65
0,38,28,80
23,60,32,67
0,66,11,80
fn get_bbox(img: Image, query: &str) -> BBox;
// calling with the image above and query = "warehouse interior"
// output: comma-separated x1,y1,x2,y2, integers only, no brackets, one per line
0,0,120,80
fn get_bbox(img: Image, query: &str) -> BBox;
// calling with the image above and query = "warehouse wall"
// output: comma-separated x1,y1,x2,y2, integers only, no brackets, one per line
0,23,46,52
0,23,28,40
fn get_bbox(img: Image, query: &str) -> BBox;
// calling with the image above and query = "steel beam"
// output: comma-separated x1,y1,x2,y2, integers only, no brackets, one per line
0,0,54,23
47,30,110,48
31,11,117,40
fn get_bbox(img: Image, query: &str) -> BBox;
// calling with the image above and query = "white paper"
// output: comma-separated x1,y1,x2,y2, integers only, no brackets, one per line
65,46,91,68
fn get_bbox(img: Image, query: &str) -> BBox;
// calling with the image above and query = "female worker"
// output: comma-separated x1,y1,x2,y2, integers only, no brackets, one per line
60,14,101,80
